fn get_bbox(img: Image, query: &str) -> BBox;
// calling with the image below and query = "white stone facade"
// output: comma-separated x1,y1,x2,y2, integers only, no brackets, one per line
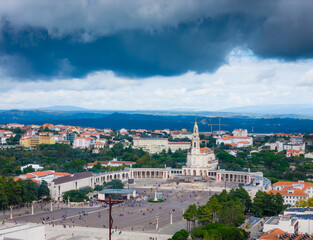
133,138,168,154
183,122,218,175
73,137,92,149
168,142,191,152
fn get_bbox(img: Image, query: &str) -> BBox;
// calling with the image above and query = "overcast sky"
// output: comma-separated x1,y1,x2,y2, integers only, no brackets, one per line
0,0,313,110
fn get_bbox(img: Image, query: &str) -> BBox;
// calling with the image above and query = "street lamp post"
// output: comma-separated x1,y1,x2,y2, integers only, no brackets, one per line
10,206,13,219
156,215,159,230
170,211,173,225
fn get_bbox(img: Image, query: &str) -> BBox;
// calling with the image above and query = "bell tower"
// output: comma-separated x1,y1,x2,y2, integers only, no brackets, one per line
191,122,200,155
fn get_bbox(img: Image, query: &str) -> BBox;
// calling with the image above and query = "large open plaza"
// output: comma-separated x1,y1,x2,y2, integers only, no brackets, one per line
1,178,236,239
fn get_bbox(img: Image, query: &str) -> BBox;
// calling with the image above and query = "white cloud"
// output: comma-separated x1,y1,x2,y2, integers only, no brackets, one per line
299,69,313,86
0,51,313,110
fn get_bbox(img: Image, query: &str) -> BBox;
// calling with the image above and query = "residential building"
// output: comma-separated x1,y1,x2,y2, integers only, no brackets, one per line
305,152,313,159
276,141,306,152
119,128,128,135
39,136,56,145
290,135,304,144
213,130,229,136
264,142,277,151
216,135,253,148
54,134,66,143
171,130,193,140
86,159,136,169
268,181,313,206
232,129,248,137
20,164,43,172
262,208,313,236
92,148,100,154
17,170,71,183
94,142,105,149
6,123,24,129
39,132,53,136
19,136,39,147
286,150,304,157
73,137,92,149
66,132,76,144
259,228,313,239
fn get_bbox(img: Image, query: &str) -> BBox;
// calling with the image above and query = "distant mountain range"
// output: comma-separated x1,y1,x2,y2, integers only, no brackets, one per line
222,104,313,116
0,108,312,133
18,104,313,117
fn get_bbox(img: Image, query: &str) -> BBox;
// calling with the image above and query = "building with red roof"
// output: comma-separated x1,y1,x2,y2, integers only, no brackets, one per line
268,181,313,205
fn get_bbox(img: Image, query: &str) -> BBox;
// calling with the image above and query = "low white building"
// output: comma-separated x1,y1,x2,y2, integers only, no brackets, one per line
305,152,313,159
290,135,304,144
94,141,105,148
216,135,253,148
73,137,92,149
133,138,168,154
276,141,306,152
263,211,313,235
264,142,277,151
50,172,94,200
20,164,43,172
171,130,193,140
268,181,313,206
232,129,248,137
119,128,128,135
168,142,191,152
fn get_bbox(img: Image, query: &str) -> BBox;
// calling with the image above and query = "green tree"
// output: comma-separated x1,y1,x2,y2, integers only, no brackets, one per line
0,181,8,209
192,223,248,240
183,204,198,231
219,200,245,227
228,188,252,214
63,190,89,202
197,204,214,225
169,229,189,240
38,181,50,198
252,191,284,217
23,165,35,174
105,179,124,189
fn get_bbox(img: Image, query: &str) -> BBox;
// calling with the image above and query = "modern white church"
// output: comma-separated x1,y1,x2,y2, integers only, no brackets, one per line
183,122,218,176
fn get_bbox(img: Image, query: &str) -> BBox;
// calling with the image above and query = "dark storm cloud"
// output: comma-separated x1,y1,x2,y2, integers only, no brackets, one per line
0,0,313,80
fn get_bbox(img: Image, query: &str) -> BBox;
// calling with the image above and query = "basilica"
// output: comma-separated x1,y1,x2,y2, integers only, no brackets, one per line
182,122,218,176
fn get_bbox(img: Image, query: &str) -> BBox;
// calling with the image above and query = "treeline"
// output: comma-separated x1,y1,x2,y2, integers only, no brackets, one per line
134,149,187,168
216,151,312,181
0,177,50,209
179,188,284,240
0,143,145,175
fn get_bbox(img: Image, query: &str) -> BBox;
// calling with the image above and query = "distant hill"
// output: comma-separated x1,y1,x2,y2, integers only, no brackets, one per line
0,110,312,133
222,104,313,116
34,105,89,111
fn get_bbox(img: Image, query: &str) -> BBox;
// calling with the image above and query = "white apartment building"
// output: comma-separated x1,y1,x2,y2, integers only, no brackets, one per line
94,141,105,148
133,138,168,154
263,209,313,235
168,142,191,152
216,135,253,148
54,134,66,143
290,135,304,144
268,181,313,206
232,129,248,137
276,141,306,152
305,152,313,159
73,137,92,149
171,130,193,140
